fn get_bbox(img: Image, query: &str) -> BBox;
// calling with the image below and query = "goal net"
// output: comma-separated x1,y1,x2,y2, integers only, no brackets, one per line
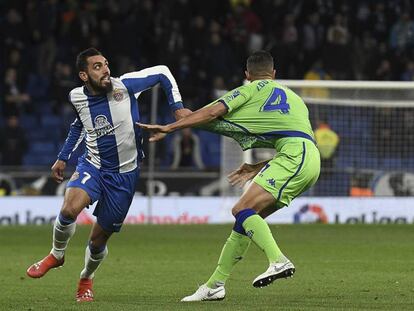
221,80,414,197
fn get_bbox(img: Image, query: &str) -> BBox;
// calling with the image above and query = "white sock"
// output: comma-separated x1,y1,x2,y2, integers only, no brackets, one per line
50,217,76,260
80,246,108,279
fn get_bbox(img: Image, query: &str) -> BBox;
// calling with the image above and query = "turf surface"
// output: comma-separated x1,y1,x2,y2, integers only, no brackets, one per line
1,224,413,310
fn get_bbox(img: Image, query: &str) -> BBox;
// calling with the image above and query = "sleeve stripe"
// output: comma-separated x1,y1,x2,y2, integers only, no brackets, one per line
58,118,84,161
120,66,182,103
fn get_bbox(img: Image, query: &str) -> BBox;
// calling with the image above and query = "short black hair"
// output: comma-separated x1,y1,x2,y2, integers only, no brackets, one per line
246,50,274,75
76,47,102,72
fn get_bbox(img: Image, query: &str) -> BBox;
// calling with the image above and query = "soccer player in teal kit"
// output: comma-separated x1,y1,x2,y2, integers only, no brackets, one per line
139,50,321,301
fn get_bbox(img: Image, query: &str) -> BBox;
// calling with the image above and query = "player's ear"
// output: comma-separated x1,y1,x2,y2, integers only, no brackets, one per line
79,71,88,82
245,70,251,81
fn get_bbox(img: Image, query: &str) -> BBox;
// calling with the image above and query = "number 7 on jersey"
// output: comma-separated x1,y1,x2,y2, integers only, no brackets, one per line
81,172,91,184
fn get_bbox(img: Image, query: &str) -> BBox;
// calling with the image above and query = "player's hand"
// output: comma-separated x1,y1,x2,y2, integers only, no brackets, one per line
51,160,66,183
136,123,171,142
227,163,261,188
174,108,192,120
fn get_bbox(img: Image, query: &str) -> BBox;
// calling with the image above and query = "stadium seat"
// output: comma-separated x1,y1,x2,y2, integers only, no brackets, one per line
42,115,61,128
315,172,350,196
380,157,404,170
29,142,57,154
27,129,49,141
26,74,49,99
23,153,57,166
198,131,220,168
20,115,38,130
35,101,53,115
402,158,414,169
359,156,379,169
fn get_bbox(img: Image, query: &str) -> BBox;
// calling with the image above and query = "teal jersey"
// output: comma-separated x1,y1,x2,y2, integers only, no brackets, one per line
200,80,315,151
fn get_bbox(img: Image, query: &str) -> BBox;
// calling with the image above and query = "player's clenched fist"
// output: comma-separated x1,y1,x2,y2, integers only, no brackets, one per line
51,159,66,183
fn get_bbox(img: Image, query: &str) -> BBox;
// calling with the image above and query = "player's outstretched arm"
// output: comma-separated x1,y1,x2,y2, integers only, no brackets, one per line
228,160,271,188
120,65,186,115
174,108,192,120
136,123,169,142
138,101,227,142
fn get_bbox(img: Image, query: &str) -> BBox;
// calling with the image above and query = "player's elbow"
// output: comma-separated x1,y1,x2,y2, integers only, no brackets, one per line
209,111,219,119
206,110,221,121
154,65,171,75
207,104,227,120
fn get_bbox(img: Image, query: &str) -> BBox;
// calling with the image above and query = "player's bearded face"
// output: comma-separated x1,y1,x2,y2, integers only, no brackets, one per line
88,72,113,94
85,55,113,94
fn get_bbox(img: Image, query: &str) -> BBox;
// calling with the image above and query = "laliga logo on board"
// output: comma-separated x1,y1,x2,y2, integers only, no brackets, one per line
293,204,328,224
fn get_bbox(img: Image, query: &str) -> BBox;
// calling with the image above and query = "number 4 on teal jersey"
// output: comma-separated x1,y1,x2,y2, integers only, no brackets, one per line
260,88,290,114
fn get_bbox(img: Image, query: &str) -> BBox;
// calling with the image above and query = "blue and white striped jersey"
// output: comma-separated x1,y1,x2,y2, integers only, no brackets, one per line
58,65,183,173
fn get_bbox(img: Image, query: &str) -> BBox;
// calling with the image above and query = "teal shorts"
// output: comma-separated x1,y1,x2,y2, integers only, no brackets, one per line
253,139,320,209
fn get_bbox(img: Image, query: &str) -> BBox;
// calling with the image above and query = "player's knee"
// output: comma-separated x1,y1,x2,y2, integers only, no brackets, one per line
232,193,256,215
232,204,248,216
60,205,78,221
61,201,82,220
88,240,107,254
89,230,111,248
61,192,89,220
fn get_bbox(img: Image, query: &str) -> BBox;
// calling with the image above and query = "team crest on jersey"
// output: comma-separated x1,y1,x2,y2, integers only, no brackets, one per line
113,88,124,102
94,115,115,137
267,178,276,187
70,171,80,181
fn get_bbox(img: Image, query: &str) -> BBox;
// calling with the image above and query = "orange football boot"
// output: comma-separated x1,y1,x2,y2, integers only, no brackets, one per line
26,253,64,278
76,278,94,302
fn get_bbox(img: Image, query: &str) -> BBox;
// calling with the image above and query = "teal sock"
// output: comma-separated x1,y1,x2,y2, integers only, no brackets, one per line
206,230,251,288
242,214,283,263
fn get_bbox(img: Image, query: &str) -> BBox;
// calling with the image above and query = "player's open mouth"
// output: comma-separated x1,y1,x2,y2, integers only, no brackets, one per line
101,76,110,83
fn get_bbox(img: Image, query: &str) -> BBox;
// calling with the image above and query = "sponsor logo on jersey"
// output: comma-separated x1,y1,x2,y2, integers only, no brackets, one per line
293,204,328,224
70,171,80,181
224,90,241,102
94,115,115,137
113,88,124,102
73,101,88,110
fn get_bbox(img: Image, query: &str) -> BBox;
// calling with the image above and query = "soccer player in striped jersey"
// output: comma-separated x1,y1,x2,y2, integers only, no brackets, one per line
139,50,321,301
26,48,189,302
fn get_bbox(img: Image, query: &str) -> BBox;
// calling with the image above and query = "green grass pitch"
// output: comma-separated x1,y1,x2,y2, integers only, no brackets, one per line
1,224,413,310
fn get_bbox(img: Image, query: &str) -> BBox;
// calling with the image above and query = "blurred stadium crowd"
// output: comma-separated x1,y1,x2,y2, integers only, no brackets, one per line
1,0,414,171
